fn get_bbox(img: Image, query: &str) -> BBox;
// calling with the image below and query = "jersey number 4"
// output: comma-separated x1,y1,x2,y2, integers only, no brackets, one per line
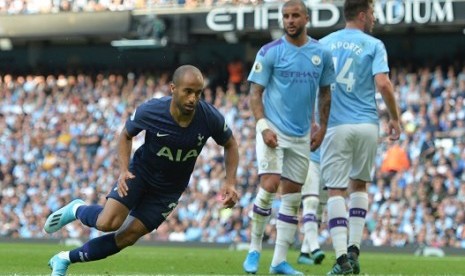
332,57,355,92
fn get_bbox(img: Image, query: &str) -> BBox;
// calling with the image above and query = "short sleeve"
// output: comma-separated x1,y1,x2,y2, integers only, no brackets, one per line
247,45,275,87
125,103,148,137
207,105,233,146
320,48,336,87
372,40,390,75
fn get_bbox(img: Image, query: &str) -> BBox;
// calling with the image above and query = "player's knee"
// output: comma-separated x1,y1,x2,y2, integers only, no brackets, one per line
280,193,301,215
328,188,346,198
96,216,124,232
255,187,275,209
115,231,142,248
302,196,319,213
350,180,367,192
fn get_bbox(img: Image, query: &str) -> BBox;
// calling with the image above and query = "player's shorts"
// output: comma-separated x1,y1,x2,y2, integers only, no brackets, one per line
107,177,182,232
301,160,321,196
321,123,378,189
256,120,310,184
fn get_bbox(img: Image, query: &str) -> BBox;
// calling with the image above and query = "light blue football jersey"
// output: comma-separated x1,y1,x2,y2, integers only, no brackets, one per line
248,36,335,137
319,29,389,127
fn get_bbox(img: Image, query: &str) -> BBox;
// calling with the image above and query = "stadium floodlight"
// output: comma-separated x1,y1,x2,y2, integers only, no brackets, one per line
110,38,167,49
0,38,12,51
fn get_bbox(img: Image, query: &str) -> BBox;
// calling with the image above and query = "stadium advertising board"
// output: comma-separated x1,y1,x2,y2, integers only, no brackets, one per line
152,0,464,34
206,0,456,31
0,11,131,38
0,0,462,40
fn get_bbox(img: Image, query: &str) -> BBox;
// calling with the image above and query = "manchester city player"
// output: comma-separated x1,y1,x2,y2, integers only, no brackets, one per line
44,65,240,276
319,0,401,274
298,108,327,267
242,0,335,274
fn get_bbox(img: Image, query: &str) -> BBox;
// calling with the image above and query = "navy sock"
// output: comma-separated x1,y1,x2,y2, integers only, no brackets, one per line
76,205,103,228
69,233,121,263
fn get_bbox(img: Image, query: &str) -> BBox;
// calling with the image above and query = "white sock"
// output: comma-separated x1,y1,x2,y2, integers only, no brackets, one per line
272,193,301,266
302,196,320,252
318,201,327,223
250,188,275,253
58,251,70,261
348,192,368,249
327,196,348,259
72,202,85,218
301,236,310,254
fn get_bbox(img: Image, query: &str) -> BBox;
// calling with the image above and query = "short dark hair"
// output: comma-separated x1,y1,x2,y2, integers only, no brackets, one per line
172,65,201,85
344,0,373,21
282,0,308,16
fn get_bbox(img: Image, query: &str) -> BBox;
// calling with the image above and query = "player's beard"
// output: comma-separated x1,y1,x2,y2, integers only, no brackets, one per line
364,21,374,33
177,101,196,116
284,25,305,39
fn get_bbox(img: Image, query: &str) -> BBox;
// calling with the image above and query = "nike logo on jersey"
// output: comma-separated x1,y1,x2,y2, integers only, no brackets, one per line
157,132,169,137
130,108,137,121
224,122,229,132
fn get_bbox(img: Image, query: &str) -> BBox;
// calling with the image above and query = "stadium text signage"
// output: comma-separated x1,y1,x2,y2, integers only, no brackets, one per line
206,0,455,32
376,0,454,24
206,3,339,31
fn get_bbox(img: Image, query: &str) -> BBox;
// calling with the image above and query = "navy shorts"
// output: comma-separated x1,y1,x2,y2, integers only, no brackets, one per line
107,177,183,232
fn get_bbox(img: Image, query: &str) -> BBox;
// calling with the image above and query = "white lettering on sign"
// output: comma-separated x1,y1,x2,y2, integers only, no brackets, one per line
375,0,454,25
308,3,340,28
206,0,455,32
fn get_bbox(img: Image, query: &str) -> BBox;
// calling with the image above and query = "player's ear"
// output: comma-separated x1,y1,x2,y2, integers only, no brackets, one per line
170,82,176,94
358,10,367,23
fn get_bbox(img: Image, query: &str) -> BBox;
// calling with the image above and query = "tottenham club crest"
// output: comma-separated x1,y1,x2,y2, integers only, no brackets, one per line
311,55,321,66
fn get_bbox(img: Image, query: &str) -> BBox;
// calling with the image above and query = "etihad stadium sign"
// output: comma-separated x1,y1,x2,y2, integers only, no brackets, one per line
205,0,458,32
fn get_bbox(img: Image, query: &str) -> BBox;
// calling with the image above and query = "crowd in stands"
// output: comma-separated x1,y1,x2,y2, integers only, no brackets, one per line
1,57,465,251
0,0,344,14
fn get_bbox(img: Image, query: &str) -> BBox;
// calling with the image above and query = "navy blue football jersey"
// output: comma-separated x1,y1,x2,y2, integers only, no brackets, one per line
125,96,232,192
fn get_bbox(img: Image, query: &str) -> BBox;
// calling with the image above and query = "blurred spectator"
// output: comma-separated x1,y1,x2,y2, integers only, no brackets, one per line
380,140,410,175
227,57,245,94
1,57,465,251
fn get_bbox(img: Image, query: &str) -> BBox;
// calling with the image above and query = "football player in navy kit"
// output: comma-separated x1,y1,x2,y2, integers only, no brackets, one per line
44,65,239,276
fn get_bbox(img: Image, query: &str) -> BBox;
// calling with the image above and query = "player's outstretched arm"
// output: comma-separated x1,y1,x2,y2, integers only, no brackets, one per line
221,136,239,208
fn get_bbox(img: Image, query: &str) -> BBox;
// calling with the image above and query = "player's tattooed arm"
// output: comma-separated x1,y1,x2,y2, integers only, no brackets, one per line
311,85,331,151
249,82,278,148
318,85,331,130
249,82,266,120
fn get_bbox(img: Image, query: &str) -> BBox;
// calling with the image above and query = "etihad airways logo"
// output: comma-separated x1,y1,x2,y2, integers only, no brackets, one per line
279,71,320,79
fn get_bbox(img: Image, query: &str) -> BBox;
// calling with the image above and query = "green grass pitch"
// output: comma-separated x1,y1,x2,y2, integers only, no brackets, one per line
0,242,463,275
